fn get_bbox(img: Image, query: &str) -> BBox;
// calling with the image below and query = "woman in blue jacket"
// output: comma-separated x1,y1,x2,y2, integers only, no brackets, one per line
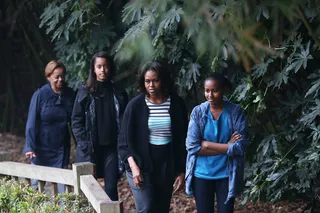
118,61,188,213
185,73,249,213
24,60,75,193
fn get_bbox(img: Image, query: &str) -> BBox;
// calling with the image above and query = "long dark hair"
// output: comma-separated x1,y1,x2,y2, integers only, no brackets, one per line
86,51,115,93
138,61,175,97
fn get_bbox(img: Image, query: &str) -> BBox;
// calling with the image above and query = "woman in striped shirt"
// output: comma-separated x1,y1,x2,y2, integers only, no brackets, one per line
118,61,188,213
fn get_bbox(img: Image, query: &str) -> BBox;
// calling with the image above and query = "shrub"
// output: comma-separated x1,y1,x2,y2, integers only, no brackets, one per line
0,178,93,213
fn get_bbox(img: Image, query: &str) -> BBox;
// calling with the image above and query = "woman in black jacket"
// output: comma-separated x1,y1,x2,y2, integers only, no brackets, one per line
71,51,127,201
118,61,188,213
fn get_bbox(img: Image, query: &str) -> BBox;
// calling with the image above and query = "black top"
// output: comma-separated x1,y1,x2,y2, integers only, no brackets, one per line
95,81,117,146
71,82,128,168
118,93,188,175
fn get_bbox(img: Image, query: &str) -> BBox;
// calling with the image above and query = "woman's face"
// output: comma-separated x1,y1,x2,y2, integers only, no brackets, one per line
204,79,224,106
94,57,109,82
144,70,162,96
47,68,65,91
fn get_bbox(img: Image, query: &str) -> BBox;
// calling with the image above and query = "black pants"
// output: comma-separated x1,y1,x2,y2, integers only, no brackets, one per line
95,145,119,201
150,144,174,213
193,177,235,213
127,144,174,213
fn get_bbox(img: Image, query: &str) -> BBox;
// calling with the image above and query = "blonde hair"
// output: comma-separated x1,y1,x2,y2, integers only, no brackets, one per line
45,60,66,77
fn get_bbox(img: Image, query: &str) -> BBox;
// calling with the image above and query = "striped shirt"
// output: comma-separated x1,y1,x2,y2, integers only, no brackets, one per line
146,97,172,145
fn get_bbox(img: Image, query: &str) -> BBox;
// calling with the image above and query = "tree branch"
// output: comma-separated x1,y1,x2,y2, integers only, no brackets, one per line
297,7,320,49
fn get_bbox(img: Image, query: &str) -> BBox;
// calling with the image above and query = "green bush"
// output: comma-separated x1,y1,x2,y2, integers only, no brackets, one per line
0,178,93,213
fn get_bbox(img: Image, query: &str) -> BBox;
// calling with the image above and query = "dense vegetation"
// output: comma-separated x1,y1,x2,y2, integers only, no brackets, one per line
1,0,320,207
0,178,92,213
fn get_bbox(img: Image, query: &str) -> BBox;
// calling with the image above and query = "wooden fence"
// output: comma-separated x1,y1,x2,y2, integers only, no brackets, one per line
0,152,123,213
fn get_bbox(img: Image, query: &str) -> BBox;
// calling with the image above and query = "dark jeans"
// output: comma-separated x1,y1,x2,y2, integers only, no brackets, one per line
193,177,235,213
95,145,119,201
126,144,174,213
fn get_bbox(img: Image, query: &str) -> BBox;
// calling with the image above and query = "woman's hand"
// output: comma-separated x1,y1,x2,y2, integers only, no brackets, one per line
173,173,185,194
25,151,36,159
229,131,242,143
128,156,143,187
131,165,144,187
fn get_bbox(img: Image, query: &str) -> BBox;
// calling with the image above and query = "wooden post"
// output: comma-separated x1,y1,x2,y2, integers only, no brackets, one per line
0,152,11,179
0,153,11,179
80,175,123,213
52,182,58,196
38,180,45,193
100,201,123,213
66,185,72,193
72,162,94,195
25,178,31,186
0,151,11,161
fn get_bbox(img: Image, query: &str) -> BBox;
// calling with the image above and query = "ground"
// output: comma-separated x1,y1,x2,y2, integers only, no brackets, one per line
0,133,311,213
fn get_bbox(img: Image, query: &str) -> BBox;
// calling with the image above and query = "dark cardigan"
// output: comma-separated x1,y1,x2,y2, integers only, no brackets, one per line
118,93,188,175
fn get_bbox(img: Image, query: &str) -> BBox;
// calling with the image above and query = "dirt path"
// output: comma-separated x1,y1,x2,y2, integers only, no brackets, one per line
0,133,310,213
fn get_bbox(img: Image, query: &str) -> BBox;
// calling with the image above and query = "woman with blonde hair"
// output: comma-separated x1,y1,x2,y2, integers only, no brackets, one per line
24,60,75,193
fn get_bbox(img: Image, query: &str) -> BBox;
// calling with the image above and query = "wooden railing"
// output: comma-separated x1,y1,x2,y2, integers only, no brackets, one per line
0,152,123,213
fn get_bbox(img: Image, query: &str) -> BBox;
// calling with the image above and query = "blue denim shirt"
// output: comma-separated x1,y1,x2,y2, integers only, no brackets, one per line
185,101,249,203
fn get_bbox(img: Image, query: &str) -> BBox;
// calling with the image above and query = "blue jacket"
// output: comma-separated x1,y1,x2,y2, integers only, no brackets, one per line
24,84,75,168
185,101,249,203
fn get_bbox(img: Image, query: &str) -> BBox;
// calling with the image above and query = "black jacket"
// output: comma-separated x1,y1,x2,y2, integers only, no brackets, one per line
118,93,188,175
71,83,128,163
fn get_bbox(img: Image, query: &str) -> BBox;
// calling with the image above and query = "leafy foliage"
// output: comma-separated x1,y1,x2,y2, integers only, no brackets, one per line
0,178,92,212
39,0,122,88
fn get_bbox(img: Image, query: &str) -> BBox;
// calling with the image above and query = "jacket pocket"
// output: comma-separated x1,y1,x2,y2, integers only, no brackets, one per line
76,141,92,162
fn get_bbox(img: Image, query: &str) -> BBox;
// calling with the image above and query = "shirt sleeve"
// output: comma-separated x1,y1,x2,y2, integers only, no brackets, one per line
24,90,40,154
71,90,88,144
227,106,249,157
175,97,188,174
118,102,136,163
186,106,202,155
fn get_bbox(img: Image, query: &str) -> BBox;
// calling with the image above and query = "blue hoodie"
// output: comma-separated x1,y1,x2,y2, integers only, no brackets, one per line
185,100,249,203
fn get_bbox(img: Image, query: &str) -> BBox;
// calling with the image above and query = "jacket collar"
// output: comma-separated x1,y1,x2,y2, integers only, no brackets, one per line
199,100,232,114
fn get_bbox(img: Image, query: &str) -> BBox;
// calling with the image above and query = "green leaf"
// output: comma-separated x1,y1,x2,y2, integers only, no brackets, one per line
212,5,227,20
262,6,270,19
263,139,270,156
233,79,252,102
300,99,320,124
305,80,320,98
159,7,184,30
189,62,201,84
252,58,274,78
122,0,143,24
64,30,69,41
186,18,202,39
266,173,282,181
117,15,153,52
255,5,269,21
286,41,313,73
269,71,288,89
